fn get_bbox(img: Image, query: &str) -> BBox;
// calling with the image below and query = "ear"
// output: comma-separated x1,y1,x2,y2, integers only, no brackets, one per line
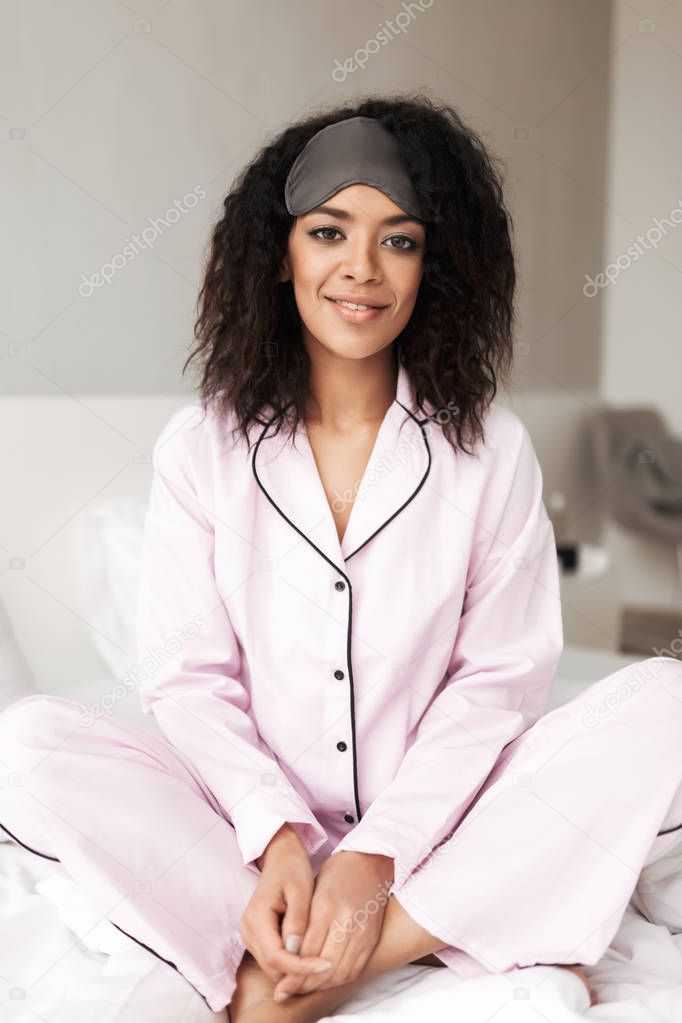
279,256,291,283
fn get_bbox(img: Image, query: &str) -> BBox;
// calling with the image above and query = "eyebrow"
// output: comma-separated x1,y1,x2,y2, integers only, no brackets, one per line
304,204,423,227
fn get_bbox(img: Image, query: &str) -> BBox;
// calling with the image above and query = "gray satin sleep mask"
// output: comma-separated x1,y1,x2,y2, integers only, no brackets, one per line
284,115,423,221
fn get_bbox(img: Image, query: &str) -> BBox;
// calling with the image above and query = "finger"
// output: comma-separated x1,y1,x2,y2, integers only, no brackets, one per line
290,931,352,995
280,879,313,958
323,931,371,988
274,957,333,1002
311,909,359,988
296,920,372,995
288,909,329,979
274,928,335,998
273,919,333,1000
251,903,331,981
262,944,332,980
248,901,286,981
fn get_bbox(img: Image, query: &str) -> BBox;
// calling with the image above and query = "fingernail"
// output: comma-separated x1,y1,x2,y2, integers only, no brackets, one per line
285,934,301,954
313,960,332,972
274,991,288,1001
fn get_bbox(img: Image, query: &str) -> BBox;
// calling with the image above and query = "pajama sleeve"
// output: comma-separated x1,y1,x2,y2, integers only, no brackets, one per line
330,415,564,886
135,409,329,874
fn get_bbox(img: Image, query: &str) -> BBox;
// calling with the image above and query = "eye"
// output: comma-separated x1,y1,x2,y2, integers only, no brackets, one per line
308,227,420,251
309,226,343,242
385,235,419,251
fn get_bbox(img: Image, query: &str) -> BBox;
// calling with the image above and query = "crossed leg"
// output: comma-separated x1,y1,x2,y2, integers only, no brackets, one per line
0,693,258,1012
3,653,679,1021
228,655,682,1020
0,694,470,1019
227,895,595,1022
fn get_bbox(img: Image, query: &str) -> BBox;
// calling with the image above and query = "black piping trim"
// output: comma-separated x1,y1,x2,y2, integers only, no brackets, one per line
0,820,59,861
345,401,432,562
657,822,682,836
251,399,432,825
0,820,214,1011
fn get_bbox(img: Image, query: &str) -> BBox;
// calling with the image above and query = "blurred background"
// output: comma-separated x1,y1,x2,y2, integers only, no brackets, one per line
1,0,681,708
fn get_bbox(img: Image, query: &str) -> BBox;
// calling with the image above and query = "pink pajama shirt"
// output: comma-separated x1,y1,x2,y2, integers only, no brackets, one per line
1,362,681,1012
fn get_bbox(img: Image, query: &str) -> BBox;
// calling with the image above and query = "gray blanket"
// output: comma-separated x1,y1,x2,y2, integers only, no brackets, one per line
592,407,682,543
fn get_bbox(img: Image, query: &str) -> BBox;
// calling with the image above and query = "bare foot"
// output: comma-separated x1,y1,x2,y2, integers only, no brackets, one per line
228,952,276,1019
228,952,362,1023
559,964,598,1006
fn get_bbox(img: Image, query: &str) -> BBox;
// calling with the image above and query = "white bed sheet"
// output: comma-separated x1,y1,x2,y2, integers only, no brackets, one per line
2,834,682,1022
2,646,681,1022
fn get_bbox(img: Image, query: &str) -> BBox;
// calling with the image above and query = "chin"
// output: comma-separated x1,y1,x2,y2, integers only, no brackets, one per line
320,340,393,361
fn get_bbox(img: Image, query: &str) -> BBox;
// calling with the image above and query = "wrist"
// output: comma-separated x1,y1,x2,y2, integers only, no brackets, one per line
343,849,394,884
255,823,301,871
370,852,395,883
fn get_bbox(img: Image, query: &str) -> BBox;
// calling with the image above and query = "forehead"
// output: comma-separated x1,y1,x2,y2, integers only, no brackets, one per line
303,183,423,226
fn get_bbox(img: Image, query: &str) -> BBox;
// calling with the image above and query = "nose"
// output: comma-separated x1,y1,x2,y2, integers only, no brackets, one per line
340,233,381,281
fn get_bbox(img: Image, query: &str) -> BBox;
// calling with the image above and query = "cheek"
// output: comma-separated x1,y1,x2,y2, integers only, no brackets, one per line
394,261,424,305
291,247,334,288
410,254,425,286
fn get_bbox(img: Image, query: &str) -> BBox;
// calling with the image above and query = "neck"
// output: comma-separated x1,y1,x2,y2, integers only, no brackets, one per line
304,348,398,432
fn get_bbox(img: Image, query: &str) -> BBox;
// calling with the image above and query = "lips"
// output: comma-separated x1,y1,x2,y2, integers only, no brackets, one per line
326,298,388,324
326,295,389,309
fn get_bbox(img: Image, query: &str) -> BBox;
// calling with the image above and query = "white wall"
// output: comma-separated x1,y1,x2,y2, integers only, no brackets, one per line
600,2,682,435
594,3,682,635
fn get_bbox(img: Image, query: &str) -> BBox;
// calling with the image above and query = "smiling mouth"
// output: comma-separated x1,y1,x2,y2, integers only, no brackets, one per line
326,298,389,311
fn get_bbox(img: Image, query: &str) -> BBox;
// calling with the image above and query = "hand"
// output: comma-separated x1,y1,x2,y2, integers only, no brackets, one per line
272,850,394,1001
238,824,333,986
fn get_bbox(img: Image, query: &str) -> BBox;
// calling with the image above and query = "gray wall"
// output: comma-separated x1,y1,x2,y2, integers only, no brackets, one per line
0,0,621,402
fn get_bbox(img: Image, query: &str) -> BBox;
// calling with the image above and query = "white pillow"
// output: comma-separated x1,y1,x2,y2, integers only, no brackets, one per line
75,497,147,680
0,595,37,711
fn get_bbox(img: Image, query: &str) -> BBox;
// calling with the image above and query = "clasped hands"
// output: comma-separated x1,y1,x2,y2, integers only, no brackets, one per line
238,823,394,1002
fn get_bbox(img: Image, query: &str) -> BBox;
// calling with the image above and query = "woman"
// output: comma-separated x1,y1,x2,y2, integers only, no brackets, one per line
1,95,681,1023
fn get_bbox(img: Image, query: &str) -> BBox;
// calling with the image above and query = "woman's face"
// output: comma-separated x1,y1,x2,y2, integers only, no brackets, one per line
280,184,426,361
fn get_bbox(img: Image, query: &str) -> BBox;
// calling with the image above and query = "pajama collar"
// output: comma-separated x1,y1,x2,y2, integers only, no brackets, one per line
251,362,437,570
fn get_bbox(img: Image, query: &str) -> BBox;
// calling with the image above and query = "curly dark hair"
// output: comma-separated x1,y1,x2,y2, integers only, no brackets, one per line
184,91,517,456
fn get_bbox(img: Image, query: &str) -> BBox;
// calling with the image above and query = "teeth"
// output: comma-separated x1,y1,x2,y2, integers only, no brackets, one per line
334,299,374,311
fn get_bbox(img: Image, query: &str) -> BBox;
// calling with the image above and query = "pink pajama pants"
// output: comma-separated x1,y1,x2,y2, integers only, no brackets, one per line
1,655,681,1013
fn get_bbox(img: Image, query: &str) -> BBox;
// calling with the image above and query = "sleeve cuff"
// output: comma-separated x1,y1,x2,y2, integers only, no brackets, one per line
330,820,433,888
229,791,329,874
